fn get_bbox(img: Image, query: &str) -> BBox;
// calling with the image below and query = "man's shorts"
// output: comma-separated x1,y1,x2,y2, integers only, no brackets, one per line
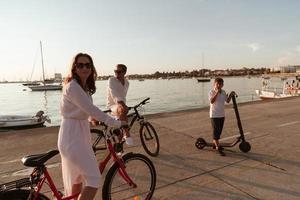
210,117,225,140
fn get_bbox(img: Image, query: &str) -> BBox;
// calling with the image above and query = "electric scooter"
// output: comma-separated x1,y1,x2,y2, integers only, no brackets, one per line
195,92,251,153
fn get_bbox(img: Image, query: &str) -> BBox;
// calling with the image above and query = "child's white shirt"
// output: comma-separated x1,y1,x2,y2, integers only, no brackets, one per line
208,89,227,118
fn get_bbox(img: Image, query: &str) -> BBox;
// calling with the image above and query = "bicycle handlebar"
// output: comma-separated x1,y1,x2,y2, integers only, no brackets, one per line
128,97,150,110
230,91,238,98
93,98,150,127
103,109,111,113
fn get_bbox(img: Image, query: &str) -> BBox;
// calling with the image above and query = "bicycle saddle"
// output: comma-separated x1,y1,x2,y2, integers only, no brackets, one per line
22,150,59,167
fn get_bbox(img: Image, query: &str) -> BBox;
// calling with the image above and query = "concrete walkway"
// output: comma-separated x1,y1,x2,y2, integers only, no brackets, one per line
1,97,300,199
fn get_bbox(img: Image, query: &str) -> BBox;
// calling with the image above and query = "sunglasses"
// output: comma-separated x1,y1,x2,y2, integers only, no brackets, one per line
76,63,92,69
114,70,123,74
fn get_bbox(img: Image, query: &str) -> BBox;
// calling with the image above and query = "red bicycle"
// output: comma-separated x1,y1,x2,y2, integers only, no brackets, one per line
0,125,156,200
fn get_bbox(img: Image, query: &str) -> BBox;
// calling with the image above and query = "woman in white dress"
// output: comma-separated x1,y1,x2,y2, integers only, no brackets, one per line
58,53,126,200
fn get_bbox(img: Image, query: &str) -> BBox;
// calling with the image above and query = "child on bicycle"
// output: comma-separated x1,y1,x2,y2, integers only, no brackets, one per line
208,77,235,156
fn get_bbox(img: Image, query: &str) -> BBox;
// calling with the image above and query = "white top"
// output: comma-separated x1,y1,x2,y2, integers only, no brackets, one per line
61,79,121,127
208,89,227,118
107,77,129,108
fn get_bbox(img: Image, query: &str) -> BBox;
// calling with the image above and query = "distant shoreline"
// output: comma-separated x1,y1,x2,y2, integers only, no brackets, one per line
1,72,299,84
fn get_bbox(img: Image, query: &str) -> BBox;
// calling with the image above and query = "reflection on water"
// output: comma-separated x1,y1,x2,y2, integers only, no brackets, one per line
0,76,295,126
43,91,49,114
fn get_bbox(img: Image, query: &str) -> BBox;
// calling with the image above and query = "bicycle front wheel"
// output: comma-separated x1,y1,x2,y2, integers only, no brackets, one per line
140,122,160,157
0,189,49,200
102,153,156,200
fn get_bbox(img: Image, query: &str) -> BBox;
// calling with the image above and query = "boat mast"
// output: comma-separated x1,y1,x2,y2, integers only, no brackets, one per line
202,52,204,68
40,41,46,85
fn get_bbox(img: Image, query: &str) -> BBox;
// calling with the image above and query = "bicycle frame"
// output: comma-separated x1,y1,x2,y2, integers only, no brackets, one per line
99,137,137,188
28,128,137,200
127,106,147,132
29,167,80,200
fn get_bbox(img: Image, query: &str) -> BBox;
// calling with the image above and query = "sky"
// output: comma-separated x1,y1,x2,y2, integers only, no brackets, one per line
1,0,300,81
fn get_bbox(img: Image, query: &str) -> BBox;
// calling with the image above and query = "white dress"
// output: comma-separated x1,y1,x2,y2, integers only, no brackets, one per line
57,80,121,196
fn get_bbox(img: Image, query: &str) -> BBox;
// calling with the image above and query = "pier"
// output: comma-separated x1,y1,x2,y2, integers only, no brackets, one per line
1,97,300,199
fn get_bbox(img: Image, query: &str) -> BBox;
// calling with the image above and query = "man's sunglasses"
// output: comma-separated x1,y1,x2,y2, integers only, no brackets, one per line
76,63,92,69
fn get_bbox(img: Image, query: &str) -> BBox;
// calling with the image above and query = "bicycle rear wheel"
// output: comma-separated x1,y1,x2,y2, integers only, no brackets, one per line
0,189,49,200
140,122,160,157
102,153,156,200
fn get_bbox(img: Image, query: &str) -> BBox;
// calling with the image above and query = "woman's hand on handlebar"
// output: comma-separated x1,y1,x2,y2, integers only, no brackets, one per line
90,118,99,127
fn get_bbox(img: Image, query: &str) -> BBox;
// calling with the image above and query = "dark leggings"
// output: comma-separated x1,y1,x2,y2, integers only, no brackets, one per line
211,117,225,140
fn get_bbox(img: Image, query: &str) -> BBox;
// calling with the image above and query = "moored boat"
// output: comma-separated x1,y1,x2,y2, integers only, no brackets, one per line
29,84,62,91
197,78,211,82
22,81,41,86
255,90,294,100
255,79,300,100
0,111,51,129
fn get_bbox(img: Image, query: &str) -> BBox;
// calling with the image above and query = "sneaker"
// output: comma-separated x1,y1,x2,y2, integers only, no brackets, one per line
218,149,226,156
116,151,123,156
124,136,134,146
213,145,224,151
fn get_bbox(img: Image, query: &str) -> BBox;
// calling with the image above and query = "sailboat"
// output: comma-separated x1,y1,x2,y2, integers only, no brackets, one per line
22,81,40,86
29,41,62,91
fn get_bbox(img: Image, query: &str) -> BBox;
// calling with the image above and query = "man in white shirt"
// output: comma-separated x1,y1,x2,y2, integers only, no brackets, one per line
208,77,235,156
107,64,133,145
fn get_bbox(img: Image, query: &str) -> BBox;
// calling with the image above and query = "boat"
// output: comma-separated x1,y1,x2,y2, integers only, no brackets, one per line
22,81,41,86
262,74,270,79
29,84,62,91
0,111,51,129
28,41,62,91
197,78,211,82
280,77,287,81
138,79,145,81
255,80,300,100
255,90,294,100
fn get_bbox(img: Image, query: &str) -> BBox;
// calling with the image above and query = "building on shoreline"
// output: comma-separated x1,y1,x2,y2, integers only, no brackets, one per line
278,65,298,73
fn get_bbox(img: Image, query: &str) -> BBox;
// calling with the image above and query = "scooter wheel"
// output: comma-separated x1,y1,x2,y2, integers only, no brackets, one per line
195,138,206,149
239,141,251,153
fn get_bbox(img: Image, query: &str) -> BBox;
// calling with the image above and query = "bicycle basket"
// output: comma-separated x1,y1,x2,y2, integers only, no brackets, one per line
0,178,31,193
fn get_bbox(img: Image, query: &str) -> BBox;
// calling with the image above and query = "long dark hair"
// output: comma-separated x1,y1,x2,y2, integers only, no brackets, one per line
65,53,97,95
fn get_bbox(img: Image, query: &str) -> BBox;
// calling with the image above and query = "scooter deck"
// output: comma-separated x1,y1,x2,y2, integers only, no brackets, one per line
205,142,235,148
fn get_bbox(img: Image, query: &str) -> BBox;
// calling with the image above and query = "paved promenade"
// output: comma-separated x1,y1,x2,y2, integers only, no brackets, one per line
1,97,300,199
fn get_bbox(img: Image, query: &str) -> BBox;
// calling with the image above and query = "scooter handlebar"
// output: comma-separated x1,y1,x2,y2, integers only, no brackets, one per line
230,91,238,98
